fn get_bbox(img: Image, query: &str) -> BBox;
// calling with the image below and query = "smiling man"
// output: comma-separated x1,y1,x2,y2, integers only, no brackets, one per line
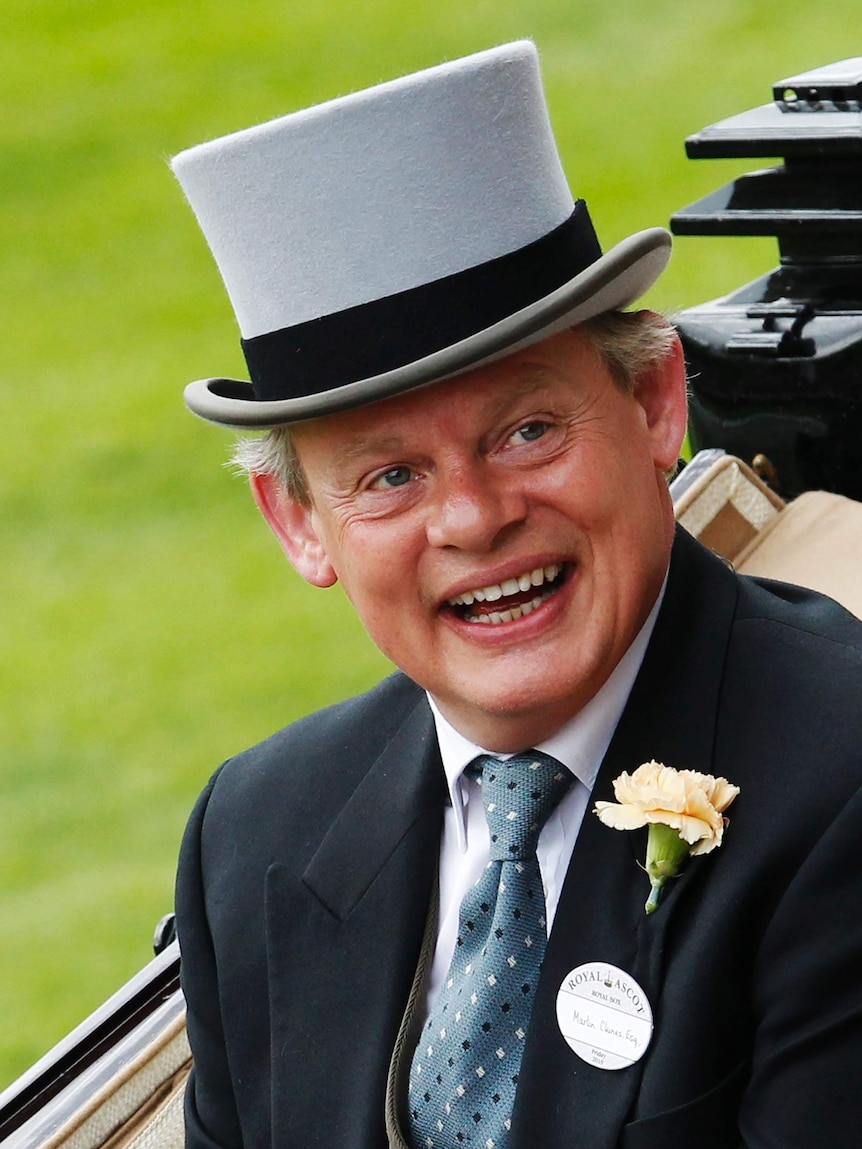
249,325,683,752
172,41,862,1149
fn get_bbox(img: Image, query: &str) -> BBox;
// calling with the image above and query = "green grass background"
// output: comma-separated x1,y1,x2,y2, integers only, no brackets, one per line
0,0,857,1085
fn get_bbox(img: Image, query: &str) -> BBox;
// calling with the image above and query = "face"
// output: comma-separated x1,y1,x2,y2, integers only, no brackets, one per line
254,326,687,751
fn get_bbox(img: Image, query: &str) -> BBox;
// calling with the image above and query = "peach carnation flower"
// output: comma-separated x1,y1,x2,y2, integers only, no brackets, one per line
594,760,739,912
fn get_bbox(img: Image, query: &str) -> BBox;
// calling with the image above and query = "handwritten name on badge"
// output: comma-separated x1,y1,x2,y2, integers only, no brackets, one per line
555,962,653,1070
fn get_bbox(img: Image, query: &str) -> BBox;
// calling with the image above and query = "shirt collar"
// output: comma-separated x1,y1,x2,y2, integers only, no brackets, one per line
427,572,667,852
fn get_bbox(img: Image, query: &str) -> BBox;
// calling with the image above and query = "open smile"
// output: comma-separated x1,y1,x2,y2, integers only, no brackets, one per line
446,563,568,625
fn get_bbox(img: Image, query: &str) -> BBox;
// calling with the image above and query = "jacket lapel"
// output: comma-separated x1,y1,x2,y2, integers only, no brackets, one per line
300,693,444,919
265,692,445,1149
513,528,740,1148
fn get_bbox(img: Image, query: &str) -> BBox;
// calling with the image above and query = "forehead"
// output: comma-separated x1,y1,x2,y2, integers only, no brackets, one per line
291,327,609,455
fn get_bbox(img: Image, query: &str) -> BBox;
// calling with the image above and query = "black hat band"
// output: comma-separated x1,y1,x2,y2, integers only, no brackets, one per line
241,201,601,402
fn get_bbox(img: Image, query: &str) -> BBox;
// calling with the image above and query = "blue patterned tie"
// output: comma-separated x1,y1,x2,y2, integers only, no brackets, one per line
407,751,573,1149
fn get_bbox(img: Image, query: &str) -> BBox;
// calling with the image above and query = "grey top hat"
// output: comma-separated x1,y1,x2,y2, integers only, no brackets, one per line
172,40,671,427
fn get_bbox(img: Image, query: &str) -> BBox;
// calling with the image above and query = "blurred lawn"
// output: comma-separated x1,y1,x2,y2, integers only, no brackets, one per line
0,0,857,1084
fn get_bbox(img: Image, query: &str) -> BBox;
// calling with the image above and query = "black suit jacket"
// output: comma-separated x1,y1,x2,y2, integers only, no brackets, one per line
176,528,862,1149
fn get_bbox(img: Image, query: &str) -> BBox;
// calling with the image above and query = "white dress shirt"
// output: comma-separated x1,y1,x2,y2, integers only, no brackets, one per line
424,581,665,1008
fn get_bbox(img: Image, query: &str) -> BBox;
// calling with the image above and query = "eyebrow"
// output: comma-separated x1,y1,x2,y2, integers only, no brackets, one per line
475,366,562,427
335,434,409,464
424,371,559,441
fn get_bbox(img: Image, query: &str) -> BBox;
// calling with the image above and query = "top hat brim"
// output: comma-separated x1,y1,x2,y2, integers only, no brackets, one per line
184,227,671,429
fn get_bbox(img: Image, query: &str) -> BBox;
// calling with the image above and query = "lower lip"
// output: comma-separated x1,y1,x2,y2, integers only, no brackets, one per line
442,568,574,644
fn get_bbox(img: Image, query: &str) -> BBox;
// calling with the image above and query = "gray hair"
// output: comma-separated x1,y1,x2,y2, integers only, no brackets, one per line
230,310,678,506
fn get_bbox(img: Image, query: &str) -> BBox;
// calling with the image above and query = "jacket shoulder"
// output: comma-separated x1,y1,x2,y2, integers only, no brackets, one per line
717,572,862,825
736,570,862,652
730,572,862,717
203,670,426,819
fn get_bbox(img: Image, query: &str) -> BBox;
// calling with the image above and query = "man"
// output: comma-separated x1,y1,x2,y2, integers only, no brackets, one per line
172,41,862,1149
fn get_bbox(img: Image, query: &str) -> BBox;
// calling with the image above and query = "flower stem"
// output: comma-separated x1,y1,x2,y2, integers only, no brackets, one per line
643,823,691,914
645,880,665,914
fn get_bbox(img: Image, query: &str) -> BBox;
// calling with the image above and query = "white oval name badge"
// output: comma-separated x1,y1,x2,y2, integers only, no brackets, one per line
556,962,653,1071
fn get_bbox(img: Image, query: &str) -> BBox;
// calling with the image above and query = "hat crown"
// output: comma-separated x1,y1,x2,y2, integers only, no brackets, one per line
172,41,573,339
174,41,671,427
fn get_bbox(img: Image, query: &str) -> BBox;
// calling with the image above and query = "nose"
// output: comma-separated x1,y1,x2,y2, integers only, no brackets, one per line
425,460,528,552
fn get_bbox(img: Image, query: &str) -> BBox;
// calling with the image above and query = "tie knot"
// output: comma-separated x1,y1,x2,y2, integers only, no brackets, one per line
467,751,573,861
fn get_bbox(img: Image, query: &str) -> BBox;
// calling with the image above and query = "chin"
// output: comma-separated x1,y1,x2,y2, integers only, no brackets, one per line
440,675,589,748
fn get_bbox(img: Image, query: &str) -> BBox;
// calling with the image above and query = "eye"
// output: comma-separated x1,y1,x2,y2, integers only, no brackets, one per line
510,420,548,445
371,465,415,489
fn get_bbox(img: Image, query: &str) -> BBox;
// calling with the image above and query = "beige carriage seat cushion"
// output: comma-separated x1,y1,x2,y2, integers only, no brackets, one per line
98,1062,189,1149
673,454,786,563
41,1011,190,1149
735,490,862,621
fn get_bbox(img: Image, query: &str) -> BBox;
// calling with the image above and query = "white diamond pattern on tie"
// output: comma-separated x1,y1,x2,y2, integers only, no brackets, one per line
407,752,572,1148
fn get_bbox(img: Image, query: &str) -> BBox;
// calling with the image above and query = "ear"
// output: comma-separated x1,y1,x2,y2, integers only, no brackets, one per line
250,471,338,588
632,321,689,472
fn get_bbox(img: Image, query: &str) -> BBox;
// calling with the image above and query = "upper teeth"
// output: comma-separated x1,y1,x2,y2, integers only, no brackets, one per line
449,564,562,607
